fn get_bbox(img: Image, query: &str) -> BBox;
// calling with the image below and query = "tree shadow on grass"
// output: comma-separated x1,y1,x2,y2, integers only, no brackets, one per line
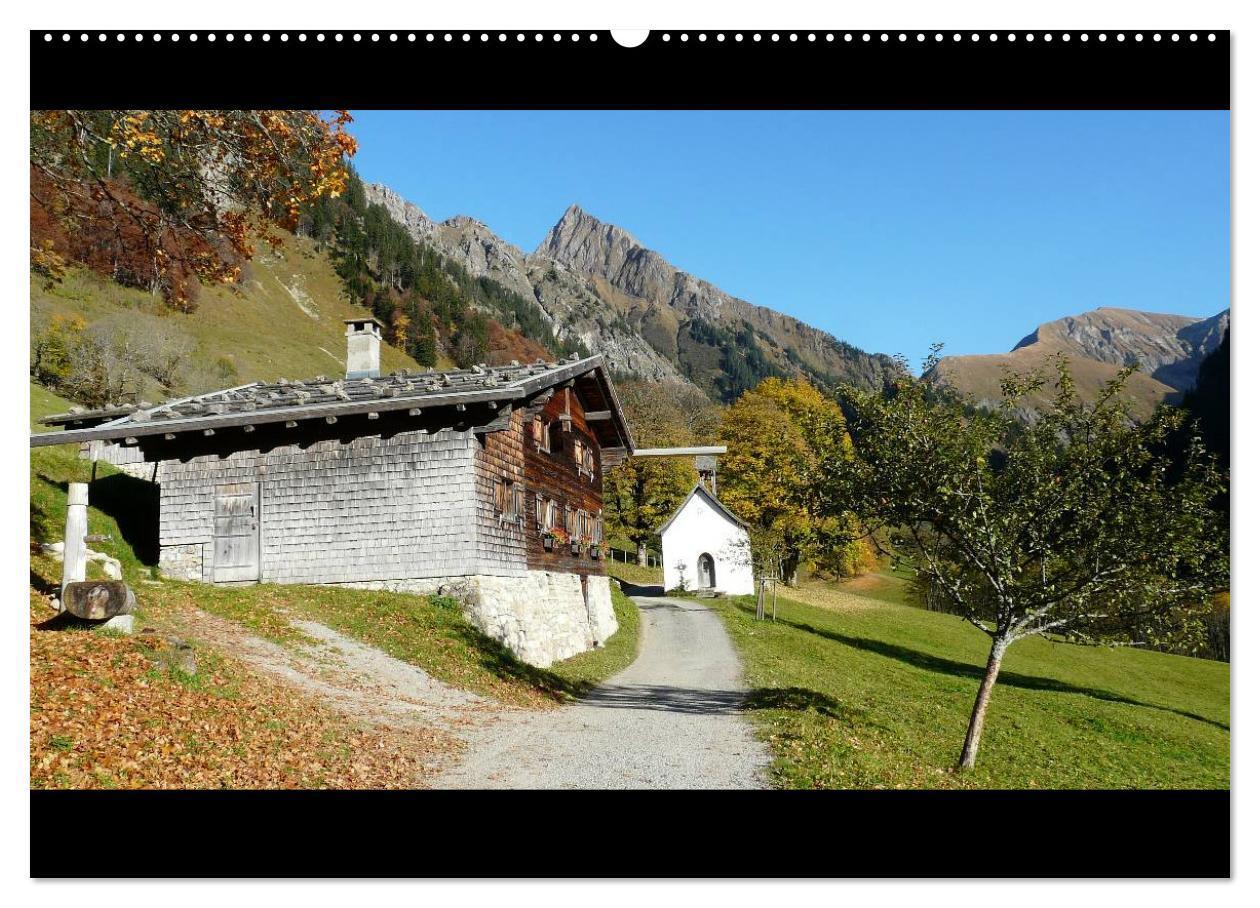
35,611,101,632
744,686,855,721
729,600,1229,732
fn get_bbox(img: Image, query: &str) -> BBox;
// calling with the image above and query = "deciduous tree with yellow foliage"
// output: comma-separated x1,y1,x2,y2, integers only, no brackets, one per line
719,377,872,583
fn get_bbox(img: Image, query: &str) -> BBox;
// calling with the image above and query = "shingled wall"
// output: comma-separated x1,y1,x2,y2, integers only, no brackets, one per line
156,427,490,584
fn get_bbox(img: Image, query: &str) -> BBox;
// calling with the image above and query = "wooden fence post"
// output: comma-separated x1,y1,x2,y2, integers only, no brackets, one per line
62,482,89,604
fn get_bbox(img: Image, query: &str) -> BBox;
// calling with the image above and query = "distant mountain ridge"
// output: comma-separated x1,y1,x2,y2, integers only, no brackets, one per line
1012,307,1229,392
932,306,1229,420
364,183,895,401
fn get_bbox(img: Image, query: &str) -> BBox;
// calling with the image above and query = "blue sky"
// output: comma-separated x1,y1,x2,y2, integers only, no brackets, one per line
348,110,1229,360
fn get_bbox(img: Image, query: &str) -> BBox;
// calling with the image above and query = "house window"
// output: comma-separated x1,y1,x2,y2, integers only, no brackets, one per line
546,499,561,532
533,416,551,453
495,476,522,519
573,437,597,479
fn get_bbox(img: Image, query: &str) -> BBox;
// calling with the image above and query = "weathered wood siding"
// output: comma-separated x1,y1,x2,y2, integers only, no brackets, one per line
473,409,529,575
157,427,504,584
520,388,608,577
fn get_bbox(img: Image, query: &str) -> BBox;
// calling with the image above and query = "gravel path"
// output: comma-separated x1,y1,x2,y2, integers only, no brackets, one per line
432,594,771,789
170,608,492,728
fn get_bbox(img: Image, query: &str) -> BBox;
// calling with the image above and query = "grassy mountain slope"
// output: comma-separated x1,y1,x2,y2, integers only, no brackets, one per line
932,345,1178,420
31,231,437,407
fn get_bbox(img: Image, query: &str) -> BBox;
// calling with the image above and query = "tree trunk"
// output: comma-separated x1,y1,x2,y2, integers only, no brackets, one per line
958,636,1009,770
636,540,648,567
783,552,800,586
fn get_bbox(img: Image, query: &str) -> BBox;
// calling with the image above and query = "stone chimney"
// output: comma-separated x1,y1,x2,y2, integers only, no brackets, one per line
344,317,383,379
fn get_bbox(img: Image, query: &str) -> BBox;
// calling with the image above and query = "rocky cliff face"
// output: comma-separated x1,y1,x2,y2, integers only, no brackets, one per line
364,184,891,399
364,183,437,241
364,183,687,384
539,204,895,398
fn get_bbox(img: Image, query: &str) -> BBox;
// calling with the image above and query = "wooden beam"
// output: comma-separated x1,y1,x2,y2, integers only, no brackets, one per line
585,410,612,421
633,446,728,457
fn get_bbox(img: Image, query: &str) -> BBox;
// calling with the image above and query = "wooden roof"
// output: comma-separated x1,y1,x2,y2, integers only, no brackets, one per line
32,355,635,453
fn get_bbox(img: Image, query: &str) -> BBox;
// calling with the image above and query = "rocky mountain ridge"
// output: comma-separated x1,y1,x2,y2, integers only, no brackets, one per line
365,183,894,401
364,183,686,384
932,306,1229,420
1012,307,1229,392
363,182,1225,415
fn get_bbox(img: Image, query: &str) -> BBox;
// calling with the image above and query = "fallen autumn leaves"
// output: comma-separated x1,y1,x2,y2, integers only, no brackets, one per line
29,592,459,789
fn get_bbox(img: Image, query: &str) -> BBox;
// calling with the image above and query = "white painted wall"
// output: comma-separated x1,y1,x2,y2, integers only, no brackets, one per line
660,491,754,596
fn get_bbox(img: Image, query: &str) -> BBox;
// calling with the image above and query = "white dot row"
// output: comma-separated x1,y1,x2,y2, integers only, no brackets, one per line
41,31,1219,44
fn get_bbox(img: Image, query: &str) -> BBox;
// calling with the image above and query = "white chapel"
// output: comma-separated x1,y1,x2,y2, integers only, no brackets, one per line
657,483,754,596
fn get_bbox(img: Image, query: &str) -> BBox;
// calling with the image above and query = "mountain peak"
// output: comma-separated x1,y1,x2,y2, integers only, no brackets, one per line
538,203,644,263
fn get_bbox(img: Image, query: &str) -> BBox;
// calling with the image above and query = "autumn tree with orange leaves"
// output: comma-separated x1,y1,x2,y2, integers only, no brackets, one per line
30,110,357,309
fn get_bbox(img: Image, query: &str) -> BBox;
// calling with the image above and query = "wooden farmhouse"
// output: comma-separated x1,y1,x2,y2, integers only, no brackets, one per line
658,483,754,596
32,318,636,667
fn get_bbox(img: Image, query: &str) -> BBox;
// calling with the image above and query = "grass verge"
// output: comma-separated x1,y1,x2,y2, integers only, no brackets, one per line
548,585,642,689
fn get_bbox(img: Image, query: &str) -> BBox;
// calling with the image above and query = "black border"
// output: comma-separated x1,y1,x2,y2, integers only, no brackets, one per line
31,29,1229,109
32,789,1229,877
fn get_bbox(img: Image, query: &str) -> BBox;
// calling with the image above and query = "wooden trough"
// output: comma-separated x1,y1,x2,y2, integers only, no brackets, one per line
62,580,136,621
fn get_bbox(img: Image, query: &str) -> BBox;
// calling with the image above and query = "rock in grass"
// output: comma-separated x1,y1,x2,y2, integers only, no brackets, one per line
100,614,135,634
139,631,198,676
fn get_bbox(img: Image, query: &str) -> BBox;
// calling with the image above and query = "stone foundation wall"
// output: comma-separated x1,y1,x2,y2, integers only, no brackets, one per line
158,543,205,581
338,570,618,668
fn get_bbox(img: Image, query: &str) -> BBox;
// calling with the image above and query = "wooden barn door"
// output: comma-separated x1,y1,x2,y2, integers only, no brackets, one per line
212,482,260,582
